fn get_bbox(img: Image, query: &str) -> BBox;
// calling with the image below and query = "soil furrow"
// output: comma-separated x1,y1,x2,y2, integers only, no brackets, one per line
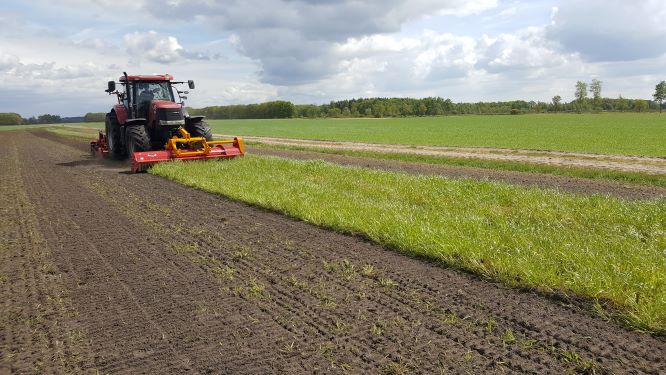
1,130,664,374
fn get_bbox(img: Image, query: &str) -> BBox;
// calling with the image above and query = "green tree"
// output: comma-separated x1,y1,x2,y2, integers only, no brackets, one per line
84,112,106,122
574,81,588,112
552,95,562,112
0,112,22,125
634,100,648,112
589,79,602,106
37,114,62,124
328,107,342,118
617,95,628,112
653,81,666,113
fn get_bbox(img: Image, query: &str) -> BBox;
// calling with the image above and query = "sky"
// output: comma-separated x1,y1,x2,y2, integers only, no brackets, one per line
0,0,665,117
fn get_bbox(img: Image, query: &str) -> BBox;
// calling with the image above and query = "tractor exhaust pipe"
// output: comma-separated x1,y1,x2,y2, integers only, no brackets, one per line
123,72,132,118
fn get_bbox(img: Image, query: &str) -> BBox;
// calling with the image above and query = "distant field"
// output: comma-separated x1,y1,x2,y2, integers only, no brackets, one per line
11,113,665,156
0,124,67,131
0,123,103,131
208,113,666,157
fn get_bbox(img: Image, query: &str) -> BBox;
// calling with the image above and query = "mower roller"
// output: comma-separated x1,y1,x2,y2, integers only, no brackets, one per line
91,72,244,172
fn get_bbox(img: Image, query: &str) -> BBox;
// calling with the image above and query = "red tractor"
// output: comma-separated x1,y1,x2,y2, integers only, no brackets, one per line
91,72,244,172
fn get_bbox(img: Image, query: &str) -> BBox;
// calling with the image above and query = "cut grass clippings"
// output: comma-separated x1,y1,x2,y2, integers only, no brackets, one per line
153,155,666,332
250,142,666,189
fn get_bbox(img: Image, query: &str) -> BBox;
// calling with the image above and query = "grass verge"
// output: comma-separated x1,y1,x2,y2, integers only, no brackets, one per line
151,155,666,333
251,142,666,188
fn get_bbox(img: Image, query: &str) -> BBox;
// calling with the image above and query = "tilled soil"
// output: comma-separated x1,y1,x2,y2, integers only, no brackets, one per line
1,130,664,374
251,147,666,200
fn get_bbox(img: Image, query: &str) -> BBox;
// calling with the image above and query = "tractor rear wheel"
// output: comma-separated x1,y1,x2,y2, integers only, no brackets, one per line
105,112,124,159
125,125,151,172
187,121,213,141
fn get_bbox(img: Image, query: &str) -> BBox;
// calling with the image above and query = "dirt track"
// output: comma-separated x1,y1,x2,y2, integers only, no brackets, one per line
1,130,664,374
224,135,666,174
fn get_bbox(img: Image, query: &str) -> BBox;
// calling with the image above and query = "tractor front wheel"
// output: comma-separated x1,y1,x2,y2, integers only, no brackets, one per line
187,121,213,141
125,125,151,172
105,112,124,159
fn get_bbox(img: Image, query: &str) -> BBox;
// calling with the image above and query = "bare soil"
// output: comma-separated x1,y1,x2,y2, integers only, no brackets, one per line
1,130,664,374
251,147,666,200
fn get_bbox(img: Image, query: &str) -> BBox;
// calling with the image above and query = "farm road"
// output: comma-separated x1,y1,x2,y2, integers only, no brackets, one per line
1,130,665,374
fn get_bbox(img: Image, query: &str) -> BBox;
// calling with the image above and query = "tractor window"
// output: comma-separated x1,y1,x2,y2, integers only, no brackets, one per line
123,83,132,108
135,81,173,103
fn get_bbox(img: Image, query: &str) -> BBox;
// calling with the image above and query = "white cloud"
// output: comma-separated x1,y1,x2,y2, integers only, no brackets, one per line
437,0,498,16
124,31,185,63
477,27,573,74
123,31,215,64
547,0,666,61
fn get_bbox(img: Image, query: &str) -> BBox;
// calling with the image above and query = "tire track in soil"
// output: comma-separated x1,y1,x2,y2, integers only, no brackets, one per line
0,142,95,374
3,130,665,374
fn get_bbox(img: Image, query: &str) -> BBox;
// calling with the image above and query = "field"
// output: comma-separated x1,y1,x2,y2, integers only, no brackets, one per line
1,120,665,373
42,112,666,156
204,113,666,157
152,155,666,331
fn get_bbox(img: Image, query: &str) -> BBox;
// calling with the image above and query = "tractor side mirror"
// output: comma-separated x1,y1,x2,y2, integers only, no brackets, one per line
188,80,195,89
106,81,116,93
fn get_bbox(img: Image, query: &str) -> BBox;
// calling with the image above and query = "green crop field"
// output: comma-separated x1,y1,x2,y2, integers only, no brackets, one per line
151,155,666,332
0,124,68,131
207,113,666,157
0,123,103,132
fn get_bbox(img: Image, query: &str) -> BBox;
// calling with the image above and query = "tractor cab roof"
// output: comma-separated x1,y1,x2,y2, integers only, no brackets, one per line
120,74,173,82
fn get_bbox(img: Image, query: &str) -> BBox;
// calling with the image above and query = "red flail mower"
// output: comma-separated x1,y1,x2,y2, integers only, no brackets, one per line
90,72,244,172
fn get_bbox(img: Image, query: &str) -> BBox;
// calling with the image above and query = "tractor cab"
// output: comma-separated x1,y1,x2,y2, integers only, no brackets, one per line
134,80,174,116
109,74,190,126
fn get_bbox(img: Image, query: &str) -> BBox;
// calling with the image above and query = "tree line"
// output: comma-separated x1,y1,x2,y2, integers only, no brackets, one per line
0,113,64,125
188,100,295,120
186,96,664,120
0,112,98,125
3,80,664,125
185,80,666,119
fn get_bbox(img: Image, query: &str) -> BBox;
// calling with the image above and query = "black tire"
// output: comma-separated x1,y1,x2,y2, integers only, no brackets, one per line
125,125,151,172
187,121,213,141
105,112,124,159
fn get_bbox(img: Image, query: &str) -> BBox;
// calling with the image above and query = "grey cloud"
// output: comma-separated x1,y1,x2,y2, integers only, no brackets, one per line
547,0,666,62
0,54,20,71
138,0,497,85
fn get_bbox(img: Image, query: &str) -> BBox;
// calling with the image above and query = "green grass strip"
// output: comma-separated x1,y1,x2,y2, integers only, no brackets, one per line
251,142,666,189
151,155,666,333
44,126,101,139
